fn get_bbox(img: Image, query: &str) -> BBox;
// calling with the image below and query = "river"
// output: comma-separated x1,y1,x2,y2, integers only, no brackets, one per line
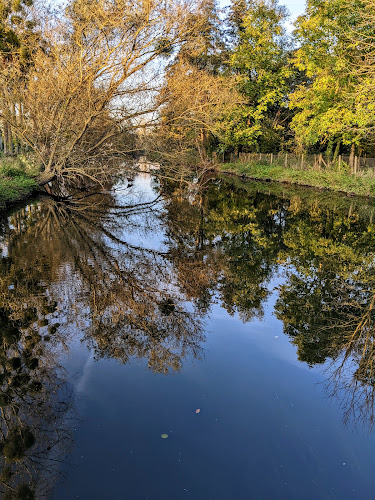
1,172,375,499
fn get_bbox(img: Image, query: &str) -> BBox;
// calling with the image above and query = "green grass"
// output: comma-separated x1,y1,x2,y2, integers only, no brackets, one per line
218,161,375,197
0,157,38,210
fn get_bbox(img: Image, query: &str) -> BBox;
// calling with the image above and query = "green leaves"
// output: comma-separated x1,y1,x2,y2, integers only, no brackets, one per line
224,0,295,151
0,0,35,62
290,0,375,150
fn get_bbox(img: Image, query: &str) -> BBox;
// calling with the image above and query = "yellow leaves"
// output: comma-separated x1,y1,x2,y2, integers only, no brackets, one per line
158,60,243,156
289,196,302,215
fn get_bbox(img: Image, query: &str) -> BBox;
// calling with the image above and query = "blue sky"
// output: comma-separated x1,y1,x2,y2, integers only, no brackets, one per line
283,0,306,20
218,0,307,23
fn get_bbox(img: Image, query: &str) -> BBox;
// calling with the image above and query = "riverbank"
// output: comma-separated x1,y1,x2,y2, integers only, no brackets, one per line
0,158,38,211
218,162,375,197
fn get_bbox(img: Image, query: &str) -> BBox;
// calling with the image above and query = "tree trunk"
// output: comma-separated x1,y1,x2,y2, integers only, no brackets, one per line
4,121,14,156
333,140,341,163
36,170,56,186
349,143,355,173
199,129,208,162
3,120,8,156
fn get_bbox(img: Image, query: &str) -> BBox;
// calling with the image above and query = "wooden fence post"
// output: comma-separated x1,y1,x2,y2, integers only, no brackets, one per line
319,154,322,170
300,154,304,169
284,153,288,168
338,155,342,172
270,153,273,165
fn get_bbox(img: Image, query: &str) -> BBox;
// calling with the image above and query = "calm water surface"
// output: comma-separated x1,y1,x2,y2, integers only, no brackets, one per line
1,173,375,499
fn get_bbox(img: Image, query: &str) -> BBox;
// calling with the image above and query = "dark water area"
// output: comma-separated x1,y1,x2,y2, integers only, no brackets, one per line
1,173,375,499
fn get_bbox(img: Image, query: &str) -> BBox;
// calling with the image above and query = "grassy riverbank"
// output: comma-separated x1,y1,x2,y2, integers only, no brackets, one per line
0,158,38,210
218,162,375,197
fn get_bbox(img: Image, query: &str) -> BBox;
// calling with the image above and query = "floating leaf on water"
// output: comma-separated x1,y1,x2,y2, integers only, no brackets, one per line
161,433,168,439
195,409,201,414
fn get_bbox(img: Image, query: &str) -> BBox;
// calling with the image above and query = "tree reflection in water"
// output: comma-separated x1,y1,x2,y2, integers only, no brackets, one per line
0,189,205,375
0,307,74,499
164,177,375,428
2,175,375,495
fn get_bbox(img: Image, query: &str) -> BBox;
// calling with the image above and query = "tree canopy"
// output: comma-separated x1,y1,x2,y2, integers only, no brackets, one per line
1,0,375,177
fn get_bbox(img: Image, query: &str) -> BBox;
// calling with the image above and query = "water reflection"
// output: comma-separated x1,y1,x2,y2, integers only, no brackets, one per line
163,177,375,428
0,308,74,499
2,175,375,495
0,191,205,375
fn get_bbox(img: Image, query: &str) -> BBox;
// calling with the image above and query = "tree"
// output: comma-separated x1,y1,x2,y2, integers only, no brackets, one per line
150,0,241,168
0,0,37,156
340,0,375,150
174,0,227,74
290,0,375,155
154,60,241,168
224,0,294,152
0,0,211,183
